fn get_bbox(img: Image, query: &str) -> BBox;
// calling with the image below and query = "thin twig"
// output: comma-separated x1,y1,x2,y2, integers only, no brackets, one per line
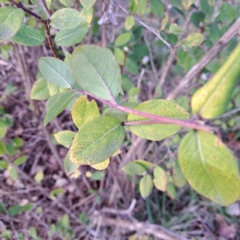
214,107,240,119
115,1,172,49
166,17,240,99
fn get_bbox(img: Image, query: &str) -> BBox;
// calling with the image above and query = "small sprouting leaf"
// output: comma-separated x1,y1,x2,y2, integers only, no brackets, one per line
44,90,78,126
127,100,189,141
71,45,121,100
153,166,168,192
161,13,168,30
70,116,125,165
125,16,135,30
54,22,90,46
181,0,193,9
71,95,99,129
14,156,27,166
12,25,45,46
220,2,235,24
64,151,80,175
137,0,146,16
34,171,44,183
8,166,18,181
39,57,74,88
50,8,85,29
179,131,240,206
91,158,110,170
181,33,204,48
114,48,125,66
169,23,182,35
192,43,240,119
0,7,24,42
139,174,153,198
31,78,50,100
80,0,96,10
115,33,132,47
166,183,176,199
54,130,76,148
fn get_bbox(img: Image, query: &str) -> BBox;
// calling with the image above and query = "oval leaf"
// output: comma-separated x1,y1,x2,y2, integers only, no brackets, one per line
54,130,76,148
71,95,99,129
44,90,78,126
139,174,153,198
122,162,147,176
39,57,74,88
64,151,80,175
50,8,85,29
153,166,168,192
192,43,240,119
125,16,135,30
115,33,132,47
0,7,24,42
179,131,240,206
12,24,45,46
80,0,96,10
71,45,121,100
70,116,125,165
127,100,189,141
31,78,50,100
55,22,89,46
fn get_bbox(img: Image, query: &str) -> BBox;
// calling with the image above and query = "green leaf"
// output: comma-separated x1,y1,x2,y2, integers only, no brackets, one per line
220,3,235,24
0,7,24,42
59,0,72,7
115,33,132,47
153,166,168,192
91,171,105,180
8,166,18,181
34,171,44,183
50,8,85,29
114,48,125,66
14,156,27,166
71,45,122,100
70,116,125,165
161,13,168,30
80,0,96,10
169,23,182,35
91,158,110,170
200,0,213,16
71,95,99,129
64,151,80,175
179,131,240,206
47,82,66,96
8,205,22,216
0,141,6,155
166,183,176,199
181,0,193,9
139,174,153,198
11,25,45,46
81,6,93,24
31,78,50,100
104,108,127,122
122,162,147,176
181,33,204,48
0,160,8,169
44,90,78,126
172,160,186,188
192,43,240,119
127,100,189,141
46,0,52,9
137,0,146,16
39,57,74,88
125,16,135,30
129,0,138,13
54,130,76,148
55,22,89,46
150,0,164,18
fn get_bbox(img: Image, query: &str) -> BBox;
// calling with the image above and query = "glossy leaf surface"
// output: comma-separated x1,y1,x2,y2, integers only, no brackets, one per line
128,100,189,140
70,116,125,165
179,131,240,206
71,45,121,100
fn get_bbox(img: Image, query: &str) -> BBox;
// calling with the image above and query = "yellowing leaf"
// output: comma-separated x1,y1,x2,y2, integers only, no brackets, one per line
127,100,189,141
125,16,135,30
192,43,240,119
71,95,99,129
54,130,76,148
179,131,240,206
31,78,50,100
139,174,153,198
91,158,110,170
153,166,168,192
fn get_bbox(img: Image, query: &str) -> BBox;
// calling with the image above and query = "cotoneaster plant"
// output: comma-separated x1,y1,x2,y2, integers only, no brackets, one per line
1,0,240,206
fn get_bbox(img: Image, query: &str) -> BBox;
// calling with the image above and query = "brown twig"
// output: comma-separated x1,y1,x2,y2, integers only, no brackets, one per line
166,17,240,100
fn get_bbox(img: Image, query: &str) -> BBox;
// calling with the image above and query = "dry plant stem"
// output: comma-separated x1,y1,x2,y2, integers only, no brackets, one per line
81,90,213,132
115,1,172,49
167,17,240,100
100,216,188,240
10,0,58,58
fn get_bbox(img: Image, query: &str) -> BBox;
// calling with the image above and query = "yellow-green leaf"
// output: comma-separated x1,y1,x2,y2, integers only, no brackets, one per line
70,116,125,165
192,43,240,119
115,33,132,47
31,78,50,100
71,95,99,129
179,131,240,206
91,158,110,170
161,13,168,30
64,151,80,175
153,166,168,192
80,0,96,10
125,16,135,30
181,0,193,9
114,47,125,66
127,100,189,141
54,130,76,148
139,174,153,198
